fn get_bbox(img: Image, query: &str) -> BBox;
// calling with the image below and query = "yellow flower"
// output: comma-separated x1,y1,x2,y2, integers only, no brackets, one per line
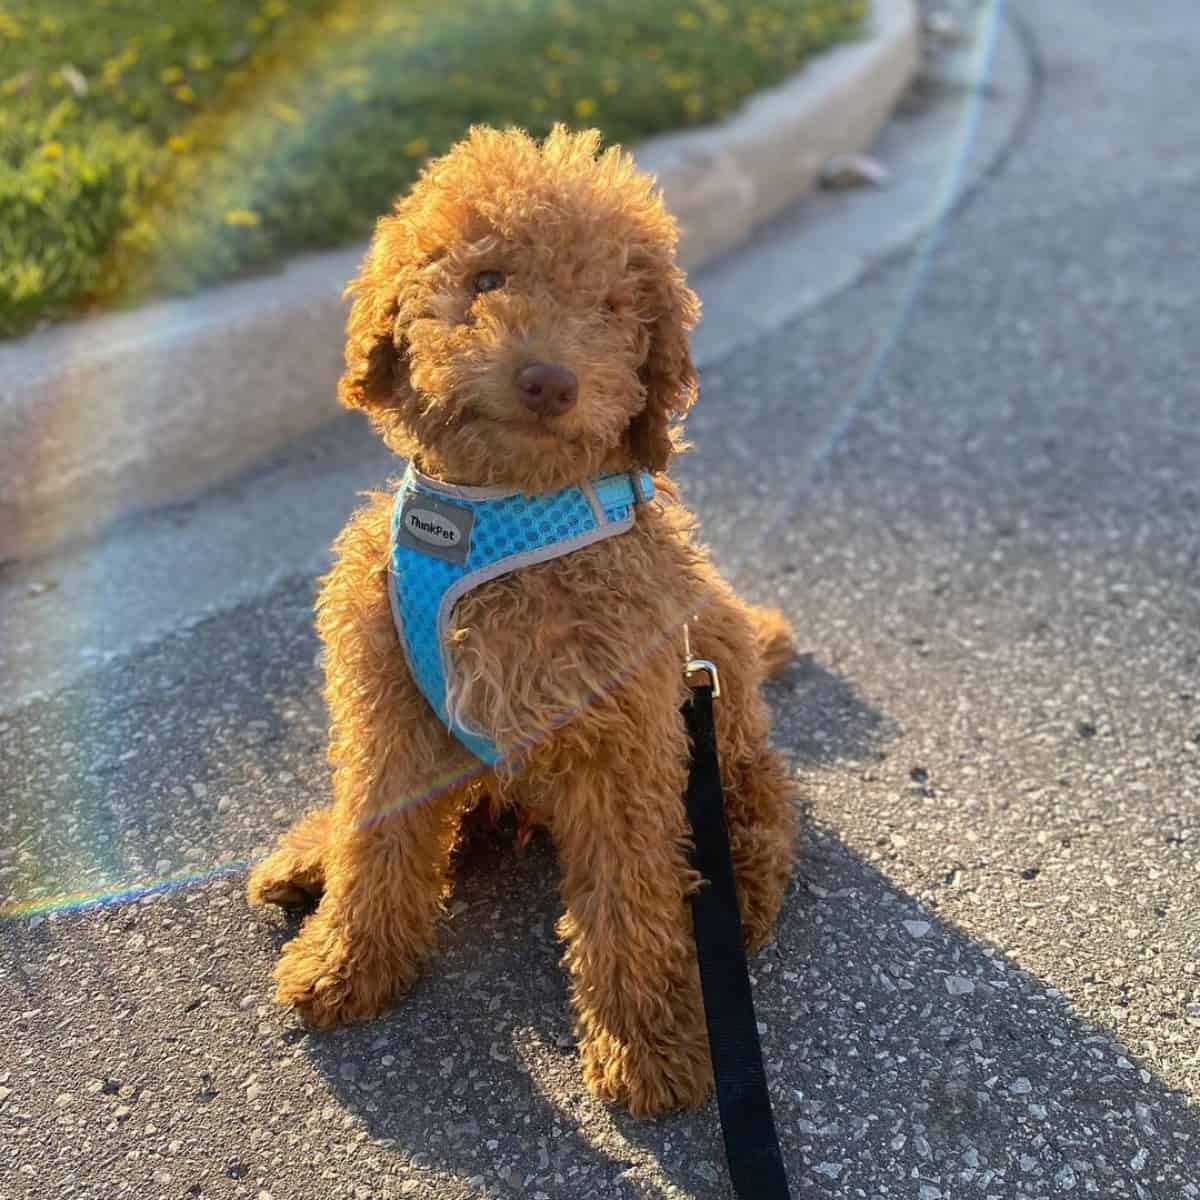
573,97,596,119
675,10,699,29
263,0,288,16
601,76,619,96
43,140,64,159
269,101,302,125
403,137,429,157
39,14,64,34
174,84,196,103
188,52,213,71
684,93,705,116
224,209,261,227
0,13,23,39
160,65,184,83
167,134,189,153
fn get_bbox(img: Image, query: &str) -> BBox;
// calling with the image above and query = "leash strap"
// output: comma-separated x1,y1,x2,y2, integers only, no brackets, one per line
683,683,792,1199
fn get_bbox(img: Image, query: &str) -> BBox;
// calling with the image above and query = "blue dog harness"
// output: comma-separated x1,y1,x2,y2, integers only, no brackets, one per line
388,465,656,764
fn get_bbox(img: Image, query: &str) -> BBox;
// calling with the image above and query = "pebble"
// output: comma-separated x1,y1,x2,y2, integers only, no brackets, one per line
904,920,932,939
820,153,891,190
1010,1077,1033,1095
156,859,172,875
945,975,975,996
813,1162,844,1179
1056,1165,1078,1189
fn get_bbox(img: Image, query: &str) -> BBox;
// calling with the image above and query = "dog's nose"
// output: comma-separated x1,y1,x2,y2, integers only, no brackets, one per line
516,362,578,417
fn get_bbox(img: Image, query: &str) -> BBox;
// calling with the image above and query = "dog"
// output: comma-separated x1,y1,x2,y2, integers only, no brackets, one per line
248,125,798,1117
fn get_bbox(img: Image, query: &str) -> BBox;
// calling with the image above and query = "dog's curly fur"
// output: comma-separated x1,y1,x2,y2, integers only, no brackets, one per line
248,125,799,1116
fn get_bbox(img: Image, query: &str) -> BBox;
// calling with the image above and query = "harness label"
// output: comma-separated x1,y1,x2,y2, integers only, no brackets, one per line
396,491,475,564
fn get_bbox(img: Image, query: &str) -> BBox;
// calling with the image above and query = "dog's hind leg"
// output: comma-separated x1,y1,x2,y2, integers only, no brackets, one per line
694,598,800,952
266,494,478,1028
247,805,333,909
746,603,797,679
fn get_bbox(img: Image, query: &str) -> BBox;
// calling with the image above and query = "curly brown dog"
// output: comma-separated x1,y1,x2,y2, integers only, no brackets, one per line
248,125,798,1117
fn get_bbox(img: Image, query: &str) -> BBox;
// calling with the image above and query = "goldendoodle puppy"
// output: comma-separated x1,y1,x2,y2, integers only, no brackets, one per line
249,125,798,1117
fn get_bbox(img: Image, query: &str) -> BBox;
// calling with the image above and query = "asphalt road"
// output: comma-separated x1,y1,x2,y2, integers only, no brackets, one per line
2,1,1199,1197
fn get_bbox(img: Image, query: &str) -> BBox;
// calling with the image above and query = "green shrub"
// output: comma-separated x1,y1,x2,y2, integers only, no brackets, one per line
1,0,865,336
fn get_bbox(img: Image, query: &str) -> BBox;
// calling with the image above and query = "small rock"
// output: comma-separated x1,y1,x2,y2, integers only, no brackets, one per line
217,796,234,814
819,153,890,190
694,1163,720,1183
919,1187,941,1200
113,1105,133,1121
945,974,975,996
54,1093,72,1108
1009,1077,1033,1095
1130,1147,1148,1171
904,920,932,939
155,859,173,876
813,1163,844,1180
191,781,208,799
1056,1165,1078,1190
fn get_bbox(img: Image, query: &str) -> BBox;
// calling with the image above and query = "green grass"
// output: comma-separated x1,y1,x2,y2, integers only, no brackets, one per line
0,0,865,337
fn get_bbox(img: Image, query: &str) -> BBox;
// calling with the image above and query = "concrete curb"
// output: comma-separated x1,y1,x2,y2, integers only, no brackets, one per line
0,0,917,563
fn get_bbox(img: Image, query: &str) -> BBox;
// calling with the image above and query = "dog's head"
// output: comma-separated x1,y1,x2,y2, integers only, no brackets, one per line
340,125,699,490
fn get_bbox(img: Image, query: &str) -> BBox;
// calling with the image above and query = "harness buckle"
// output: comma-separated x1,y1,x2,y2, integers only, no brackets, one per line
683,620,721,698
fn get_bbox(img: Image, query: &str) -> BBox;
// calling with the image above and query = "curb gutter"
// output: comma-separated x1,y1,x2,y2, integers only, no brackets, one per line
0,0,917,563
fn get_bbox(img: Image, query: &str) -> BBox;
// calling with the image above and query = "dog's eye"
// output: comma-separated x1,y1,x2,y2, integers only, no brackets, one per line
473,270,505,294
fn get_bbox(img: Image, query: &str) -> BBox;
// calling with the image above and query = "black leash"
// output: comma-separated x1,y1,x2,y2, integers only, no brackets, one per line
682,663,792,1199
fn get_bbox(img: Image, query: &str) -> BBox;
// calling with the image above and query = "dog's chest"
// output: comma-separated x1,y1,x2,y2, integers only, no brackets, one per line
445,531,687,749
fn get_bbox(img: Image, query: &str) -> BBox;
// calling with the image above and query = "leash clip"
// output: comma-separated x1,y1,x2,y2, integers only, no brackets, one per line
683,620,721,698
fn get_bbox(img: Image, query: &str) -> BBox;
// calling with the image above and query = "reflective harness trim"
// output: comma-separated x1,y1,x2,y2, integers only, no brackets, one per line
388,466,656,764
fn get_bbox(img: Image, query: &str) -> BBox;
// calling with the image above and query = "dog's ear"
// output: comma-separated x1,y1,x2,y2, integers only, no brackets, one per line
628,260,700,473
338,217,412,413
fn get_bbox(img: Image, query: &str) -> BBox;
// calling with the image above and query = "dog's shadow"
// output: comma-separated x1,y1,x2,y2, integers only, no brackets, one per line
293,669,1198,1199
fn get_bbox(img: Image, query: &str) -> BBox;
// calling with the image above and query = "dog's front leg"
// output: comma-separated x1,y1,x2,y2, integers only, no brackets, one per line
541,689,714,1116
270,499,478,1028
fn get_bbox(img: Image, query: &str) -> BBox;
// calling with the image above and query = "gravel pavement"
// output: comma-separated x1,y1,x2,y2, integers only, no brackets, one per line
3,1,1199,1197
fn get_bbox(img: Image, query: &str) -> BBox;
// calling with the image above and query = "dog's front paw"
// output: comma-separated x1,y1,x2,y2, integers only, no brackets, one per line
273,915,407,1029
581,1028,713,1117
247,852,323,910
